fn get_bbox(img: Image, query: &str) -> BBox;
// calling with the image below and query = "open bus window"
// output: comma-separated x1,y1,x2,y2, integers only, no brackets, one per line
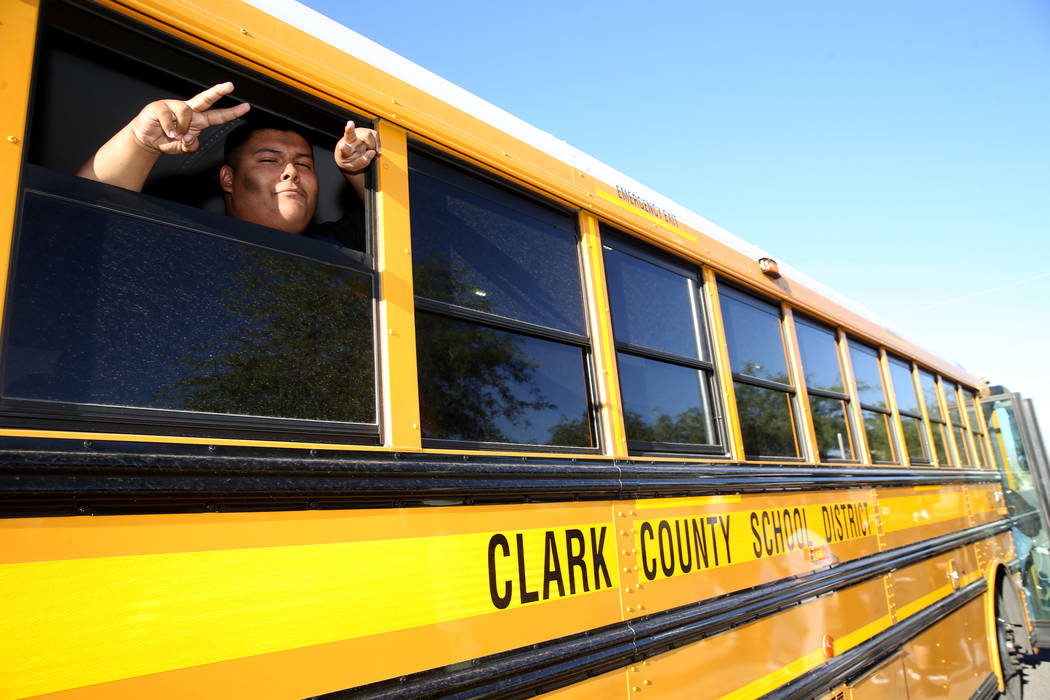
600,230,723,455
1,0,379,442
408,148,596,450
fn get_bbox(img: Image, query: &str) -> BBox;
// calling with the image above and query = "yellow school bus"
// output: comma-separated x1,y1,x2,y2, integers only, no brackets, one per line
0,0,1034,698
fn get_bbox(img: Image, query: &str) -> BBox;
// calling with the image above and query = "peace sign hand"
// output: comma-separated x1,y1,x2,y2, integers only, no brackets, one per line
130,82,250,155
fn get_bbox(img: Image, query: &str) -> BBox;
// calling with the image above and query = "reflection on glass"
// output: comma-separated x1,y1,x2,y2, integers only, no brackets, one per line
795,321,844,393
888,359,921,415
720,292,788,382
900,416,929,463
603,247,700,359
811,396,853,460
415,312,592,446
919,372,944,421
863,409,895,463
617,353,711,445
930,423,951,465
985,399,1050,623
954,425,973,465
850,343,887,408
4,194,375,423
409,156,584,334
734,382,799,458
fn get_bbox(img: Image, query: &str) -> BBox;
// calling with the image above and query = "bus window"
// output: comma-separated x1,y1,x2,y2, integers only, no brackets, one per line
919,371,952,465
888,356,931,464
967,392,991,467
2,0,378,442
718,285,800,460
794,316,855,461
944,381,974,465
600,231,721,453
847,340,897,463
408,149,594,449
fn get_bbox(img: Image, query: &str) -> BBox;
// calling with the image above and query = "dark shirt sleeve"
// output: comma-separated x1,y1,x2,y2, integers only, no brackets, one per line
308,194,367,252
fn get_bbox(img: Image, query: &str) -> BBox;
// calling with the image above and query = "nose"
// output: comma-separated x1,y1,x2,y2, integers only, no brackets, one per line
281,162,298,181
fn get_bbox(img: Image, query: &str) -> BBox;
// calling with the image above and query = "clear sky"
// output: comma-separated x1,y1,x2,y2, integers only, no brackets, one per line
302,0,1050,431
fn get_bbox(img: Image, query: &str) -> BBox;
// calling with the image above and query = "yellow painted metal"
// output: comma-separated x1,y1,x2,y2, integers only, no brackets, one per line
0,0,39,346
0,502,622,698
838,329,872,465
374,120,421,449
578,213,628,457
704,271,744,460
781,306,819,463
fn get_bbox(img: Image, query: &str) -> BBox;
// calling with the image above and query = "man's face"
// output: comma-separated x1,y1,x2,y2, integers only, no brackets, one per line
220,129,319,235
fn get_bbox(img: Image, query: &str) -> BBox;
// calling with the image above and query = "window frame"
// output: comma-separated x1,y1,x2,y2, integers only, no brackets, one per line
918,369,953,467
793,313,858,463
2,0,384,444
600,229,725,456
407,142,601,453
845,339,899,464
886,354,932,465
718,283,804,462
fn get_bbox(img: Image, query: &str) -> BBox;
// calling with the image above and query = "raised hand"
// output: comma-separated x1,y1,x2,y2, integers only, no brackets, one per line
78,82,250,191
129,82,251,155
334,121,380,174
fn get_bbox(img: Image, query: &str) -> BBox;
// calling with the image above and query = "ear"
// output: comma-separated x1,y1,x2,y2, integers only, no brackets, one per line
219,164,234,194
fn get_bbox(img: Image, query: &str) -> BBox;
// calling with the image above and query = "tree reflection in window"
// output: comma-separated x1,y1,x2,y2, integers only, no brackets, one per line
409,149,594,448
157,248,375,422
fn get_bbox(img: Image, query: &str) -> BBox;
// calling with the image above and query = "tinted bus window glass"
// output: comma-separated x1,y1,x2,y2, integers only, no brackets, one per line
795,317,854,461
617,354,711,444
863,409,895,462
409,149,594,449
810,396,854,460
794,321,844,393
720,294,788,383
719,285,799,459
919,372,944,421
601,233,721,453
603,247,700,359
734,383,799,458
5,180,376,425
889,359,921,416
409,153,584,334
850,344,888,409
415,313,592,445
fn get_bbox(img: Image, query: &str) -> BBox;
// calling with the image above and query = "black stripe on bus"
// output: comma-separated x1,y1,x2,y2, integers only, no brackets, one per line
314,520,1006,699
0,445,1005,517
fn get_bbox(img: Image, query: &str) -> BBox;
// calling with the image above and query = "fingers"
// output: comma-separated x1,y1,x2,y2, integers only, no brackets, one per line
186,82,236,112
203,101,251,127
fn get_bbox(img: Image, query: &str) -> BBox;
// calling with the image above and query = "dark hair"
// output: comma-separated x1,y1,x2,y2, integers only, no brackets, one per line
223,114,309,167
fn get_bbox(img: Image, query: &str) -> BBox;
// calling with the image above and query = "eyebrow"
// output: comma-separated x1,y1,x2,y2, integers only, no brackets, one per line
251,147,314,160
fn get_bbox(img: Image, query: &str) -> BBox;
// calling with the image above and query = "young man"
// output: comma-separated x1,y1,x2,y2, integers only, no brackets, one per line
77,82,379,245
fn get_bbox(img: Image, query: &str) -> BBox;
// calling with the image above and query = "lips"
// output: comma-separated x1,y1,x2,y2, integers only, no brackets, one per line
276,187,304,198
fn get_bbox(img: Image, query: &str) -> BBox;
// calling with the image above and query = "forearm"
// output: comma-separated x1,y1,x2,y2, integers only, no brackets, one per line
75,124,161,192
343,170,368,207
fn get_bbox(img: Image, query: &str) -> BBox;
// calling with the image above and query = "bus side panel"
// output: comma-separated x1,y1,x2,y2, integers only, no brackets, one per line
890,545,983,622
899,597,992,700
622,577,890,699
846,655,909,700
877,485,972,552
0,502,624,699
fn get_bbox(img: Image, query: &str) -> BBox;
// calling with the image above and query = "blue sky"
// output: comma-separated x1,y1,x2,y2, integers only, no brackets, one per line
302,0,1050,430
